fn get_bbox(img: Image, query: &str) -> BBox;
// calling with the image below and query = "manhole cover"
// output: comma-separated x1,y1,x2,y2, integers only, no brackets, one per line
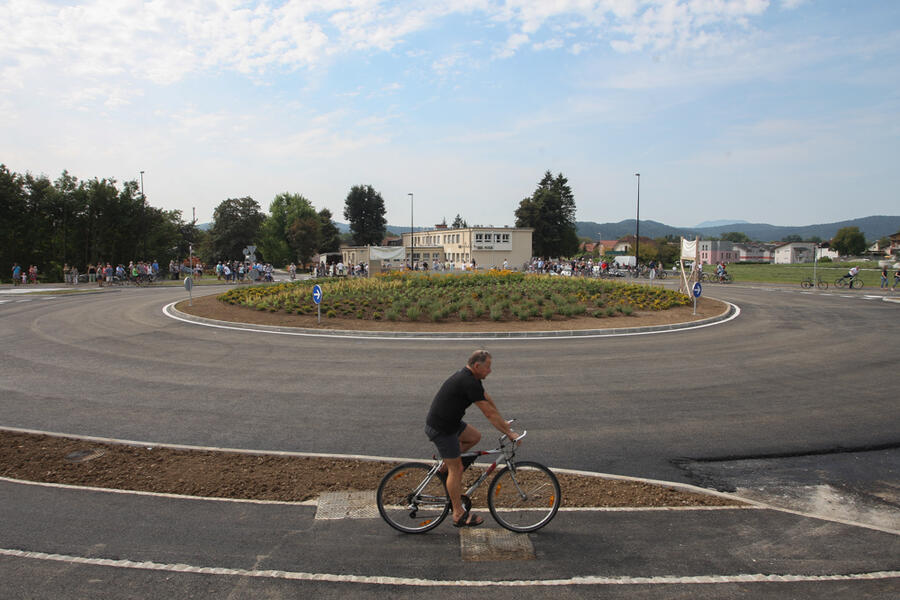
460,528,535,561
65,449,106,463
315,490,378,520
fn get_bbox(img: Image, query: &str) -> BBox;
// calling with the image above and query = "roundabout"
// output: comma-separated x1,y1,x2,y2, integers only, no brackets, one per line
0,283,898,598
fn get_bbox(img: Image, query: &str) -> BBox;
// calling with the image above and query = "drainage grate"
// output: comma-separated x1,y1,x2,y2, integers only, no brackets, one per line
460,527,535,561
65,449,106,463
315,490,378,520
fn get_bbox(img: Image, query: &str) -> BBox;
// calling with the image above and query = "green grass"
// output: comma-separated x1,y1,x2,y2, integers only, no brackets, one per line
702,261,888,286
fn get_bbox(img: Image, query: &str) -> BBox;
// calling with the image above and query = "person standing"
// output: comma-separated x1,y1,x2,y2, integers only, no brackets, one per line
881,266,889,289
12,263,21,285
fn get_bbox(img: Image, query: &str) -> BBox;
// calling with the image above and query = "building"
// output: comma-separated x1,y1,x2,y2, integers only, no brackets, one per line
400,226,533,270
340,246,406,272
773,242,816,264
697,240,738,265
733,243,775,263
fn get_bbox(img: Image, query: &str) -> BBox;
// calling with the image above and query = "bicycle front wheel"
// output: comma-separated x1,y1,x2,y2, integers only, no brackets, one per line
817,279,828,290
377,462,449,534
850,277,864,289
487,461,560,533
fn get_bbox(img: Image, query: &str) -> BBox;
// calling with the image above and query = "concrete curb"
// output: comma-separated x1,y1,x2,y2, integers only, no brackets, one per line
164,299,738,340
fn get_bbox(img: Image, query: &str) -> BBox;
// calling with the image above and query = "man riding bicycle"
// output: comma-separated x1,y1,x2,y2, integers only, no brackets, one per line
839,265,860,285
425,350,519,528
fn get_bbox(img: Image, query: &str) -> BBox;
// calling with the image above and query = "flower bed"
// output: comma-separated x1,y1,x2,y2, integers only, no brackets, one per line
217,271,691,323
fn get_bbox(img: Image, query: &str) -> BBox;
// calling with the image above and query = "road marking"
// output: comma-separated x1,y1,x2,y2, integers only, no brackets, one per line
0,548,896,587
162,301,741,341
16,298,32,303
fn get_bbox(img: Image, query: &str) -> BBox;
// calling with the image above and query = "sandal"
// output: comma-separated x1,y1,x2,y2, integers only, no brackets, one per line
452,510,484,528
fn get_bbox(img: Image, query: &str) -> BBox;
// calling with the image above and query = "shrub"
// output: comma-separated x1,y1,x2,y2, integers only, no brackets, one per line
385,309,399,321
407,306,421,321
490,305,503,321
542,307,555,320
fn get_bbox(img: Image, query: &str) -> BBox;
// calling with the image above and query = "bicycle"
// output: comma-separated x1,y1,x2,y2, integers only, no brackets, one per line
800,276,828,290
834,275,863,289
376,425,560,534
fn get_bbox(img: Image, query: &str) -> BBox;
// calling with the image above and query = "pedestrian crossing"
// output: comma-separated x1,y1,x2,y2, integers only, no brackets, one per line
758,285,897,303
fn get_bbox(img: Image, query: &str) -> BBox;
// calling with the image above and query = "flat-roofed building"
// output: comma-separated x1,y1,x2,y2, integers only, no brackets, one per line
401,226,533,270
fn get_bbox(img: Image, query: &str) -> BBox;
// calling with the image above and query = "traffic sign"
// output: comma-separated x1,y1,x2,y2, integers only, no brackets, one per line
312,284,323,304
692,282,702,298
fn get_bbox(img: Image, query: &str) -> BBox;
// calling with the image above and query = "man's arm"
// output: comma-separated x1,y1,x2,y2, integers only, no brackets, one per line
474,394,518,440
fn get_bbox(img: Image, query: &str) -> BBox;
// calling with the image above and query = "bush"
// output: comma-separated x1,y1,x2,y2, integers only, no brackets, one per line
406,306,421,321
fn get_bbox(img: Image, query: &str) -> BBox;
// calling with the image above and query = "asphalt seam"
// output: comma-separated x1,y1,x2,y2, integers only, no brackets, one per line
0,548,897,587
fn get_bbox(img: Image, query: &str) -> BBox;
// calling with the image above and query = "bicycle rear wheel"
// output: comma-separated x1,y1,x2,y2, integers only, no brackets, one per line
487,461,560,533
800,278,812,289
377,462,449,534
816,279,828,290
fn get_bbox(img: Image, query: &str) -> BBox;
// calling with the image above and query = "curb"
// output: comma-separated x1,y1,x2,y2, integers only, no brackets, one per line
163,300,739,340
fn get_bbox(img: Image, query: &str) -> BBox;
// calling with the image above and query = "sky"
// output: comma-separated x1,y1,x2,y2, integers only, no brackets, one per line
2,0,899,230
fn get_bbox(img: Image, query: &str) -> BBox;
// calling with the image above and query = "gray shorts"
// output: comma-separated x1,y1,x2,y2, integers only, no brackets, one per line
424,421,467,459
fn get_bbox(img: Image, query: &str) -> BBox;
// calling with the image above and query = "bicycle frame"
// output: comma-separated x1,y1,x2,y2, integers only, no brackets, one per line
411,431,527,507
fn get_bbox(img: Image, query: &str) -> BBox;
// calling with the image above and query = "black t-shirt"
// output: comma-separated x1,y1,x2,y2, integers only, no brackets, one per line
426,368,485,434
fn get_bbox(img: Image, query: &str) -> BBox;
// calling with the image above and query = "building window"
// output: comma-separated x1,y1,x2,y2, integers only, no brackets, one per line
502,234,509,242
475,233,483,242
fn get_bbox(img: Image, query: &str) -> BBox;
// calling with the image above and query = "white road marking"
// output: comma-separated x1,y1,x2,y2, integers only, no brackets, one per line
161,301,741,341
0,548,896,587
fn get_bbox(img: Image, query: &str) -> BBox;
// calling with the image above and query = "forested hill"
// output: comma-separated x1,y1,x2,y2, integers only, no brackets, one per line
576,215,900,242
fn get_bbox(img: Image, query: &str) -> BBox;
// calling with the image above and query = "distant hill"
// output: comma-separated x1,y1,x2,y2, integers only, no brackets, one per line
694,219,749,228
577,215,900,242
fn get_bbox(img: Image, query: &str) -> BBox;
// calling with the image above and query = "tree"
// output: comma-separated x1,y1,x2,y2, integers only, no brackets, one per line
514,171,579,258
721,231,750,243
343,184,387,246
208,197,265,261
782,234,803,243
831,226,867,256
317,208,341,254
452,214,468,229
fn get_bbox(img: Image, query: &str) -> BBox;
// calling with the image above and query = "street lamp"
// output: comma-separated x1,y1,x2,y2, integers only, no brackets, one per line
634,173,640,270
408,192,414,270
140,170,146,257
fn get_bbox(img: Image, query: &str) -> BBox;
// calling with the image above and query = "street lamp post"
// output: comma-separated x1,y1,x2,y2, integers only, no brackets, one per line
408,193,414,270
634,173,640,271
140,170,146,257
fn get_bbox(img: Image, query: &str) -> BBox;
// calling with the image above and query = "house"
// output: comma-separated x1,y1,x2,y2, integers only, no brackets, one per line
890,232,900,257
773,242,816,264
698,240,738,265
732,243,775,263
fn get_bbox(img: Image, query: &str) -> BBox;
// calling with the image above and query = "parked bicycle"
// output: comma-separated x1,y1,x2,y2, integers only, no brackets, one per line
834,275,863,289
376,425,560,534
800,276,828,290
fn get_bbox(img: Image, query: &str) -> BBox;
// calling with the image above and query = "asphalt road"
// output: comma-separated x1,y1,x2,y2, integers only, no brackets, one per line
1,282,898,598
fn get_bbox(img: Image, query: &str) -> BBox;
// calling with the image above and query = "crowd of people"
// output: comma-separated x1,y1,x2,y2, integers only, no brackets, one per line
213,260,274,283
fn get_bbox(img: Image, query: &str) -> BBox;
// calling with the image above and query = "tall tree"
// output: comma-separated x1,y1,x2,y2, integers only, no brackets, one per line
452,214,468,229
831,226,867,256
343,184,387,246
208,197,265,261
514,171,579,258
317,208,341,254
